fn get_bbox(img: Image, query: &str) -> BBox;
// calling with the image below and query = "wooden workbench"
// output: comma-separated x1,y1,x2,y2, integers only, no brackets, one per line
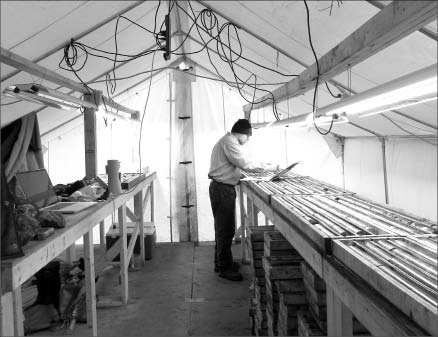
1,172,156,336
239,180,435,336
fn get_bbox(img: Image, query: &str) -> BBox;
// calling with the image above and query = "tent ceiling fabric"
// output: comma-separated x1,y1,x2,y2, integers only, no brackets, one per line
1,1,436,138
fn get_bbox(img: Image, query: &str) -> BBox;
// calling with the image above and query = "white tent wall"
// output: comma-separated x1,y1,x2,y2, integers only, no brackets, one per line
344,137,437,221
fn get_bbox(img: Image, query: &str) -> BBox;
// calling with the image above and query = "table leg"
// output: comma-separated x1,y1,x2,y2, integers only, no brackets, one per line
12,287,24,336
84,230,97,336
134,189,145,265
99,220,106,253
118,204,128,304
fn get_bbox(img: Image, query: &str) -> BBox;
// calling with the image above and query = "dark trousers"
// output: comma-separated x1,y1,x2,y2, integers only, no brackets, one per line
209,180,236,270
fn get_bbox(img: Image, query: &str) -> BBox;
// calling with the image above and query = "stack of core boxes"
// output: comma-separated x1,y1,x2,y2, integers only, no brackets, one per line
263,231,305,336
247,226,275,335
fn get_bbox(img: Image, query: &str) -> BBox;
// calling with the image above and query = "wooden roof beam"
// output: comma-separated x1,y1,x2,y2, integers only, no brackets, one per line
366,0,437,41
243,1,438,113
0,47,139,118
1,1,144,83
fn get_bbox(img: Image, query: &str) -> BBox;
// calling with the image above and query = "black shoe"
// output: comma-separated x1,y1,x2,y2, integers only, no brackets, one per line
219,269,243,281
214,261,240,273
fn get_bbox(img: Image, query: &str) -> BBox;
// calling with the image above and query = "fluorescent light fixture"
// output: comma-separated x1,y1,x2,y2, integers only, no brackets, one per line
315,63,437,118
3,84,97,111
252,112,349,129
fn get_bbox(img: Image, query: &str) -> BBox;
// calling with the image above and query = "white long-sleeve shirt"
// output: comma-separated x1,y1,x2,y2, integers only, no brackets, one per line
208,133,263,185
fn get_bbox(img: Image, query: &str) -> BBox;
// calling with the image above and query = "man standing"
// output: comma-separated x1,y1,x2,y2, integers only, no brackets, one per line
208,119,278,281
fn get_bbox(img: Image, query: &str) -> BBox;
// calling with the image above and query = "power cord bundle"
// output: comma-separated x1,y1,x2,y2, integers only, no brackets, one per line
303,0,334,135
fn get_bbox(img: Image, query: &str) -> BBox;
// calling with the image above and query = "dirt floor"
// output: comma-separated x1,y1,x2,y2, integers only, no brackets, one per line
33,242,253,336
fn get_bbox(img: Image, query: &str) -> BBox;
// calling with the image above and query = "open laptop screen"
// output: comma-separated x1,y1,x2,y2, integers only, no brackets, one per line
15,169,58,208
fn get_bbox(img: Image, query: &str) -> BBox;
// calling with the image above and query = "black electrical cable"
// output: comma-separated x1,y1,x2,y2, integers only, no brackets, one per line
303,0,334,135
182,1,281,119
325,81,342,98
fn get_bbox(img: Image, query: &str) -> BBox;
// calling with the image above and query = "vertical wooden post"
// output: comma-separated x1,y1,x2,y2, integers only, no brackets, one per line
1,293,14,336
99,220,106,252
172,65,198,242
247,196,255,227
118,204,128,304
150,181,155,224
265,215,269,226
239,186,249,263
327,286,353,336
12,287,23,336
134,189,145,264
84,92,99,179
253,205,260,227
84,230,97,336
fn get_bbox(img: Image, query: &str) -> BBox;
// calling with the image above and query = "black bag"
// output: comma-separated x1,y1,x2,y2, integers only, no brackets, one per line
1,170,24,259
34,261,61,311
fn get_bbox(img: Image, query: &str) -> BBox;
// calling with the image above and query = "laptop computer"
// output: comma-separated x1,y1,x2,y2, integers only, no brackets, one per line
15,169,97,214
241,161,300,182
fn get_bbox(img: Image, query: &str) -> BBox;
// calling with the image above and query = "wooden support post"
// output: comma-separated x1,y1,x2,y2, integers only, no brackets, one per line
253,205,260,227
239,186,250,264
84,92,99,179
1,293,14,336
12,287,23,336
83,230,97,336
172,66,198,242
134,189,146,264
327,286,353,336
265,214,269,226
99,220,106,252
150,181,155,224
247,196,254,227
118,204,128,304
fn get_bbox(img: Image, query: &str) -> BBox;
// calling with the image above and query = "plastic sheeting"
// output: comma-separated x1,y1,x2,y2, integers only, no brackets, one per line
344,137,437,221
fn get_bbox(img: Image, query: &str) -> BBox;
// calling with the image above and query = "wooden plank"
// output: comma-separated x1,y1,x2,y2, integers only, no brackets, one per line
332,239,437,335
105,238,121,262
118,205,128,304
83,230,97,336
126,206,137,223
150,181,155,224
84,93,98,179
323,256,428,336
327,285,352,336
1,293,14,336
134,189,146,263
126,223,140,262
173,69,198,242
12,287,24,336
142,185,151,211
99,220,106,252
242,183,323,277
0,47,88,94
1,174,155,291
238,186,250,263
247,196,255,227
243,0,438,112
